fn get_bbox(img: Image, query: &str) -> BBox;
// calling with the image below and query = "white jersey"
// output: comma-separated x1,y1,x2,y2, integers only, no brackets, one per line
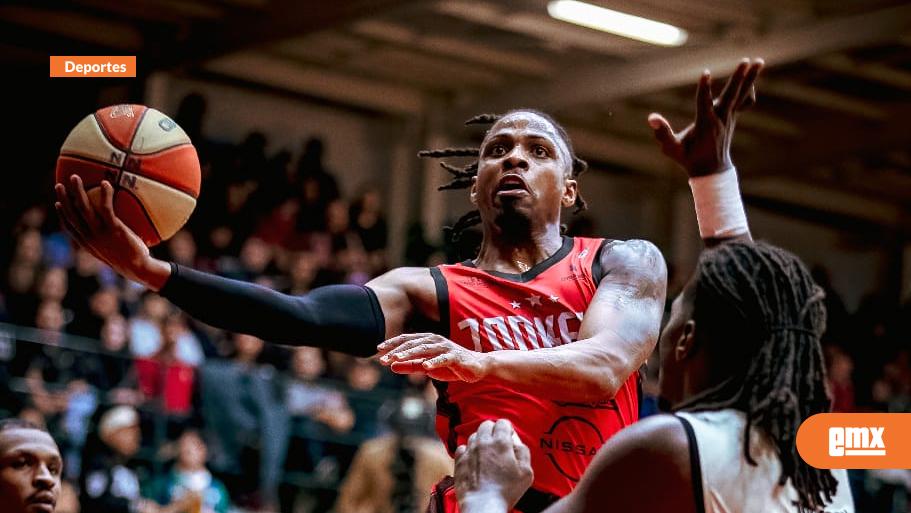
676,410,854,513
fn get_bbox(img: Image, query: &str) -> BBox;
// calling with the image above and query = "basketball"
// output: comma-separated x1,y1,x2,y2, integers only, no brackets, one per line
56,104,201,246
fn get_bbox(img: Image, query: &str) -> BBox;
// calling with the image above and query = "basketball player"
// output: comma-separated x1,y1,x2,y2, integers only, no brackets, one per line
451,128,856,512
54,59,763,512
0,419,62,513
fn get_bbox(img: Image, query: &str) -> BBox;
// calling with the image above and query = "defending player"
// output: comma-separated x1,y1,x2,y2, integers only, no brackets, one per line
452,71,856,513
55,59,762,511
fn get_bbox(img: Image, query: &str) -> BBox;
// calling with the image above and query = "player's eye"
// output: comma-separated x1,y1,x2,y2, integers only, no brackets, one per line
12,457,29,469
532,145,551,158
489,144,507,157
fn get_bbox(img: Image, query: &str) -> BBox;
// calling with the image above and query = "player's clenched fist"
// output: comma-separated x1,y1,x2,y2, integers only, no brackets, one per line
455,419,533,513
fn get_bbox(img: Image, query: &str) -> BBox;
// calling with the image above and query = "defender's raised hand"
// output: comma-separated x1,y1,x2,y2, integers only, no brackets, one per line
648,58,764,177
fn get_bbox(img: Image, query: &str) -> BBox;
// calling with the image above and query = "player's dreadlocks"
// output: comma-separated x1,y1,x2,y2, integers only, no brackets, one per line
678,241,837,512
419,109,589,246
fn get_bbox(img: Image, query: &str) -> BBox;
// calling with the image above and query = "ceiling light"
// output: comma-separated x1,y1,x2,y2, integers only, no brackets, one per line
547,0,688,47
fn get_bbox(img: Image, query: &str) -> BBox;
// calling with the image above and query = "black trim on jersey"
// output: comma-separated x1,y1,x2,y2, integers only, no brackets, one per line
431,379,461,454
460,236,574,283
590,239,612,287
677,415,707,513
515,487,561,513
429,267,450,337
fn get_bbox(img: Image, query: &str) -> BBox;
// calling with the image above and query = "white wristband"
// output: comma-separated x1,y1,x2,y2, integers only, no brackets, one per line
688,167,749,239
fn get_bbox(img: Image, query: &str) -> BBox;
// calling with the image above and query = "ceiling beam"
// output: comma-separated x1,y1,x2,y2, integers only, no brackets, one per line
760,80,887,120
811,53,911,90
203,52,426,115
456,3,911,118
149,0,425,69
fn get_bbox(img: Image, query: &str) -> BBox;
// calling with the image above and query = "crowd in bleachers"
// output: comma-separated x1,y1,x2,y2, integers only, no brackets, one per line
0,93,909,513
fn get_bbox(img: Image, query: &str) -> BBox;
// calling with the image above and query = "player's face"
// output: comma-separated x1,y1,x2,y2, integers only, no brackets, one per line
657,280,697,408
0,429,62,513
473,112,577,228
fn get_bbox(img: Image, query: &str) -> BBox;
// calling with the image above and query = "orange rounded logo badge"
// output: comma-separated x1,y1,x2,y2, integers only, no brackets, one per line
796,413,911,469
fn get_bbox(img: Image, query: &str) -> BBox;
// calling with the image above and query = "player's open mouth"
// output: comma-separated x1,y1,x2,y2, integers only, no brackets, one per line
495,175,530,197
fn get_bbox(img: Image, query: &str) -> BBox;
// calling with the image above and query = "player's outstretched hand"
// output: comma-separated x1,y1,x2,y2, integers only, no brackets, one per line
455,419,533,513
55,175,171,290
377,333,490,382
648,57,764,177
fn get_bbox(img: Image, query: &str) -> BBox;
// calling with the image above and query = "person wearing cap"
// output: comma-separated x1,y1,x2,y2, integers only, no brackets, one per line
0,418,62,513
335,394,452,513
79,406,195,513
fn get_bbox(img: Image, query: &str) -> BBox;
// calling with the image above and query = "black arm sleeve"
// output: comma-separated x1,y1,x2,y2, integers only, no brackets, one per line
158,263,385,357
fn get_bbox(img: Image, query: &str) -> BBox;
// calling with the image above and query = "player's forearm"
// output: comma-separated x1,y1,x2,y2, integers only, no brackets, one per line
158,263,384,356
485,339,627,401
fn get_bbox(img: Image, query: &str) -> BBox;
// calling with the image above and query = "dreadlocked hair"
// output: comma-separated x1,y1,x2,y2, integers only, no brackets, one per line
677,241,837,512
419,109,589,246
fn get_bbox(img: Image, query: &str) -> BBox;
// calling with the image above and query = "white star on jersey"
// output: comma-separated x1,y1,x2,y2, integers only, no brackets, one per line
526,295,542,307
510,301,521,309
549,295,560,303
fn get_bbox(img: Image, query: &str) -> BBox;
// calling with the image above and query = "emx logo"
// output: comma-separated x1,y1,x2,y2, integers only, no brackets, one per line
797,413,911,469
828,426,885,456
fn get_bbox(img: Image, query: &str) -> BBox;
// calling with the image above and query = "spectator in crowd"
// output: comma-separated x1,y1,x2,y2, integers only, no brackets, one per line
25,301,97,473
145,429,230,513
83,315,141,407
130,297,203,367
80,406,154,513
283,251,319,296
344,358,385,440
198,333,287,512
134,314,197,419
335,395,451,513
826,346,856,412
281,347,354,511
350,189,388,273
0,418,62,513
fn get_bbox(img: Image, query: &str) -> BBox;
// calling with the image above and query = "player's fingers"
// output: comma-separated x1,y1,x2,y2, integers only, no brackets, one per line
694,69,715,127
394,342,448,362
476,419,495,443
379,337,428,360
69,175,102,231
380,338,437,363
388,360,427,374
735,59,763,112
421,353,458,368
455,444,468,461
716,59,749,119
514,437,532,468
57,182,92,236
54,202,91,248
647,113,676,150
99,181,118,228
492,418,514,440
376,333,433,354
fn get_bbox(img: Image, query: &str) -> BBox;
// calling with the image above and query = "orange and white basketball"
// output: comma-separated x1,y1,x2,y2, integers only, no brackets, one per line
56,104,201,246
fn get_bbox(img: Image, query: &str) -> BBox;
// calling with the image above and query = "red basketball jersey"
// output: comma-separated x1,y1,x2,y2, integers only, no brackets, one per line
430,236,639,498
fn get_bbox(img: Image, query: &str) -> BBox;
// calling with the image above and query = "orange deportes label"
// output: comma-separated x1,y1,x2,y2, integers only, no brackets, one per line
796,413,911,469
50,56,136,78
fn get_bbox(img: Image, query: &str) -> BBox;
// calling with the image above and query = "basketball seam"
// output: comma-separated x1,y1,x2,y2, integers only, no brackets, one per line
58,153,122,172
93,111,128,152
121,163,198,198
130,142,193,157
119,187,162,243
127,107,151,153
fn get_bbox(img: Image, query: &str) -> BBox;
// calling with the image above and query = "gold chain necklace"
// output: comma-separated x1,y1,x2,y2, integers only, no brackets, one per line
513,259,531,273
